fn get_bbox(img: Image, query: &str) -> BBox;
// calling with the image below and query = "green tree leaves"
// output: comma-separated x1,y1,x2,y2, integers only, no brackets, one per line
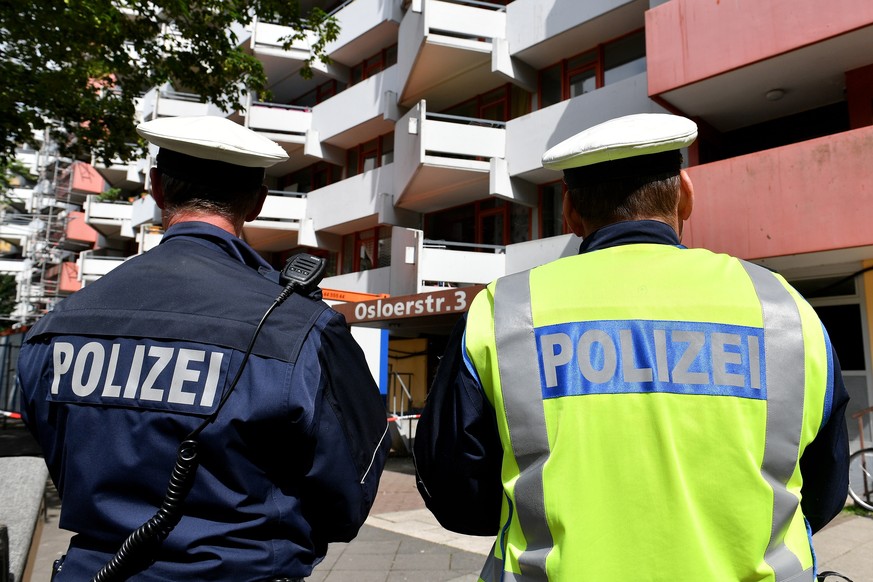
0,0,338,166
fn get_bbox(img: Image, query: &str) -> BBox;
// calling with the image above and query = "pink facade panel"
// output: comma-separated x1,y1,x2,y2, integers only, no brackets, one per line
646,0,873,95
65,211,99,245
683,126,873,260
70,162,107,195
58,262,81,293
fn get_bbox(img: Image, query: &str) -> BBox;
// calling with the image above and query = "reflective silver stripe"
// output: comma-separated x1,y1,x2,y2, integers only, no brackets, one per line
479,544,501,582
742,261,807,581
492,271,553,581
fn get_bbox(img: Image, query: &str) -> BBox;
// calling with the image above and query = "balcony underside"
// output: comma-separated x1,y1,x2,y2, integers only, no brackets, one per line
331,20,399,67
265,143,308,178
87,220,126,239
95,166,144,191
657,26,873,132
323,116,395,150
242,222,301,253
396,160,490,213
400,41,501,110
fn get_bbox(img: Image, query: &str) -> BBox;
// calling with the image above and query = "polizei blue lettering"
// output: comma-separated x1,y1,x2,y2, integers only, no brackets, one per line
536,320,767,400
49,337,229,413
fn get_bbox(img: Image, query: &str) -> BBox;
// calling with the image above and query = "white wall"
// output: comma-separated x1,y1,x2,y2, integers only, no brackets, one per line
506,0,640,54
393,102,425,202
322,266,392,295
505,233,582,274
349,326,388,390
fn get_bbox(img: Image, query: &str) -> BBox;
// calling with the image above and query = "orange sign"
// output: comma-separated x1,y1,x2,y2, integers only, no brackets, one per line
321,288,390,303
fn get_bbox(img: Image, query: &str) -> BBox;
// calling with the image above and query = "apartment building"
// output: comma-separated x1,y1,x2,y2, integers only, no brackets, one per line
2,0,872,445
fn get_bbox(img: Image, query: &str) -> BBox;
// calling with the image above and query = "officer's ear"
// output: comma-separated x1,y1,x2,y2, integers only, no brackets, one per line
150,168,165,210
562,190,586,237
244,185,269,223
678,169,694,222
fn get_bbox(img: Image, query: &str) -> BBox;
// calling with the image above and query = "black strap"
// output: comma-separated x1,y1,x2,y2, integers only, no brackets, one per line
818,572,854,582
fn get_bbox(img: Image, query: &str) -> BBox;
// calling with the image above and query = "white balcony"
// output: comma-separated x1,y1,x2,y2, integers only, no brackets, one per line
322,266,392,296
312,66,400,148
6,188,35,212
322,227,505,298
246,101,312,152
84,198,134,239
77,251,125,285
130,196,161,229
0,214,37,248
418,245,505,292
397,0,508,109
505,0,646,69
139,87,226,121
0,259,29,274
506,72,656,183
326,0,403,66
394,100,506,213
136,226,164,254
94,156,148,191
241,191,307,252
305,164,395,236
247,18,347,104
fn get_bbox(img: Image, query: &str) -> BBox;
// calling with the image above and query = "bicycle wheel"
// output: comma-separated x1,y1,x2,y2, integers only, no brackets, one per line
848,448,873,511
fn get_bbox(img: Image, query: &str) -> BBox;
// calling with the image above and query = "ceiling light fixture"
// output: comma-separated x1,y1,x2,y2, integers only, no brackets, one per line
765,89,786,101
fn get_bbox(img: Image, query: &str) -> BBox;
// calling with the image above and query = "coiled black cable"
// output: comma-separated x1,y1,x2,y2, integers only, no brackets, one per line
91,440,199,582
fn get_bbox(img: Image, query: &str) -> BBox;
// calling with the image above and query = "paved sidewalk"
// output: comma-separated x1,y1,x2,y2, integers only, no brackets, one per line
4,421,872,581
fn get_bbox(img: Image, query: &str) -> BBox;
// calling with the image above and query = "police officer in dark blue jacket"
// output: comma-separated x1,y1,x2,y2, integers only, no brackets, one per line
18,116,391,581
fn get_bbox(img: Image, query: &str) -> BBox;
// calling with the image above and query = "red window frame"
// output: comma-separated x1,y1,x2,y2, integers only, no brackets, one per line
538,28,643,108
339,226,392,273
347,134,392,178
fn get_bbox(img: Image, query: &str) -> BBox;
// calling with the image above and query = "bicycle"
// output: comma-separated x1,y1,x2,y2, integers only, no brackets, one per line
847,406,873,512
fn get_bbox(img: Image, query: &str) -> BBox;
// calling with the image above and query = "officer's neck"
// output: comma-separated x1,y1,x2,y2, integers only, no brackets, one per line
580,216,679,239
165,212,243,237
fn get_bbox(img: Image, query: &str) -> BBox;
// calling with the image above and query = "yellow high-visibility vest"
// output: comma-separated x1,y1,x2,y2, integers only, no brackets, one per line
464,243,831,581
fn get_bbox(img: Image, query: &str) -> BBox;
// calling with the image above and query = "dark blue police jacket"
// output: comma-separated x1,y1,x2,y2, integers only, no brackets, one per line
19,222,391,581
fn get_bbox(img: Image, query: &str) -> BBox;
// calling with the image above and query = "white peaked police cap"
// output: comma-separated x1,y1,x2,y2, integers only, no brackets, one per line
541,113,698,172
136,115,289,168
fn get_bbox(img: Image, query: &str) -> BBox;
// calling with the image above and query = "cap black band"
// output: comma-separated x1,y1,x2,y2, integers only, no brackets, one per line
563,150,682,190
157,149,266,191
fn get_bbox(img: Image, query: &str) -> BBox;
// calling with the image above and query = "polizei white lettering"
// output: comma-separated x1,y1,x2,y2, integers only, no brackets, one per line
51,341,225,409
536,321,766,399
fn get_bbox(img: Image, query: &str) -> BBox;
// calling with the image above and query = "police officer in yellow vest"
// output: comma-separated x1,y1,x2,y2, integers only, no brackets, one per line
413,113,849,581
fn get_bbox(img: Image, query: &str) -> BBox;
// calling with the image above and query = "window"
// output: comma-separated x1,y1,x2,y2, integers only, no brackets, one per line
340,226,392,273
347,134,394,178
442,84,531,122
425,199,531,247
280,162,342,193
539,181,569,239
539,29,645,109
604,30,647,86
350,45,398,86
567,51,598,99
291,79,342,108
